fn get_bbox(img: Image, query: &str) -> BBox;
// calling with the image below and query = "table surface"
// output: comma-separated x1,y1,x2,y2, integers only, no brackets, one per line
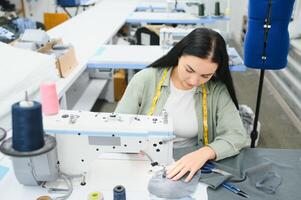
87,45,246,71
0,152,208,200
126,11,229,24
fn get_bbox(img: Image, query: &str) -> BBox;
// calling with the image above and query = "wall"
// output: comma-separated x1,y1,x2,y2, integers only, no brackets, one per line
228,0,248,47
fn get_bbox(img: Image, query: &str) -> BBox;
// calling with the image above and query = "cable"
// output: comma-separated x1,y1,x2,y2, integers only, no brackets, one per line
43,172,85,200
53,173,73,200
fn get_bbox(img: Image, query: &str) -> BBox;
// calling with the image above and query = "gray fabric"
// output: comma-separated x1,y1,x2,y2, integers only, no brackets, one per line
255,171,282,194
148,144,228,199
239,105,260,146
148,169,200,199
149,148,301,200
205,148,301,200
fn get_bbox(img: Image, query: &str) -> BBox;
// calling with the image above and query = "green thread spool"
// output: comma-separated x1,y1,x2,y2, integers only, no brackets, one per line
215,2,221,16
198,3,205,17
88,192,104,200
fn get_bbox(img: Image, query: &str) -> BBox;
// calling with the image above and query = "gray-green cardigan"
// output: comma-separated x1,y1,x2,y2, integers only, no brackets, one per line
115,67,248,161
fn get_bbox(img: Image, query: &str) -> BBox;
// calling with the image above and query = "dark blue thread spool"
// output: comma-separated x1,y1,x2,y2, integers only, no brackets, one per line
214,2,221,16
113,185,126,200
12,101,45,152
198,3,205,17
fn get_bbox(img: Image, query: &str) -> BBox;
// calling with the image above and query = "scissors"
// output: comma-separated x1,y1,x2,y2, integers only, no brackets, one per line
201,162,249,198
201,162,232,176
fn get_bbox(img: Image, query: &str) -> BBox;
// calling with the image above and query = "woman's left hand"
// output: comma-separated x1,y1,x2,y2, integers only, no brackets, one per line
166,146,216,182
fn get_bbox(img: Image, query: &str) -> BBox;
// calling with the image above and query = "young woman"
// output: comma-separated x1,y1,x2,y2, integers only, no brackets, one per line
115,28,248,182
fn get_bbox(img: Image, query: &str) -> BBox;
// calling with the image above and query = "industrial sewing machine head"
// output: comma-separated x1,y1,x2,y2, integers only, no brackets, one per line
43,110,174,175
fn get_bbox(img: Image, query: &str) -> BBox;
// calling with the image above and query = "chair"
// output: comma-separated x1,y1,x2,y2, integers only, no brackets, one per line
44,13,69,31
135,27,159,45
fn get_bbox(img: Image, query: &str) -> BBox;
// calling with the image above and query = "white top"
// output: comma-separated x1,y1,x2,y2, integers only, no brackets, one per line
164,79,198,148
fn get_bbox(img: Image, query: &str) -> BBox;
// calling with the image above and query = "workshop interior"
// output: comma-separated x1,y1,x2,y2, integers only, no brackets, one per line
0,0,301,200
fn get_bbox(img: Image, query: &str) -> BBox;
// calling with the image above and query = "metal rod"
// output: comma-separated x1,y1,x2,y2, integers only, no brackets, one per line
251,69,265,148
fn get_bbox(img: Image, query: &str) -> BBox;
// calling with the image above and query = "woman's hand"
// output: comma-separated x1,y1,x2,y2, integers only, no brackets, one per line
166,146,216,182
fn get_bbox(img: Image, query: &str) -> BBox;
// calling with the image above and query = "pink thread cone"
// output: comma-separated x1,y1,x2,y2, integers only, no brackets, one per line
40,82,59,115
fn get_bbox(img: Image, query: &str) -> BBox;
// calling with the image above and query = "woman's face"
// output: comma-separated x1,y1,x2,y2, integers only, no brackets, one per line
175,55,218,90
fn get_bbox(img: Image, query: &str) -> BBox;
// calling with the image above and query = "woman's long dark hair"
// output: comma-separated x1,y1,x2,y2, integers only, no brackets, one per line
148,28,239,109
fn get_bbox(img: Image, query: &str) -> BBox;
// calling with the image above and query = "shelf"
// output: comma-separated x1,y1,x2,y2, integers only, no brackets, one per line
72,79,107,110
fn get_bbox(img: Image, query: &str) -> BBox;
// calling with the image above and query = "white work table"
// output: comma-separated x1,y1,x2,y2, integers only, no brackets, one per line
126,12,229,24
136,1,168,11
87,45,168,69
87,45,246,72
136,0,185,12
0,152,208,200
0,155,151,199
48,0,140,98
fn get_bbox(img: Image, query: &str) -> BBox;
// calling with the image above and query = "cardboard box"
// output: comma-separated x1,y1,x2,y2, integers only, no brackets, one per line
113,70,127,101
38,39,78,78
11,38,78,78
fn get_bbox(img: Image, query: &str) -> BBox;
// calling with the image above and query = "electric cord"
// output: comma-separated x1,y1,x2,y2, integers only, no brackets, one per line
53,173,73,200
43,172,85,200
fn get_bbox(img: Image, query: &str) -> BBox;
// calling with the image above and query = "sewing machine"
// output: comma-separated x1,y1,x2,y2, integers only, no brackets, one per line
20,29,50,49
160,27,193,48
160,27,222,48
43,110,174,175
165,0,209,14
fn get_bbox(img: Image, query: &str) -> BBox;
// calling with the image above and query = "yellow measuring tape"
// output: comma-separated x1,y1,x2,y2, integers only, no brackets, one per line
148,68,209,145
201,84,208,145
147,68,169,116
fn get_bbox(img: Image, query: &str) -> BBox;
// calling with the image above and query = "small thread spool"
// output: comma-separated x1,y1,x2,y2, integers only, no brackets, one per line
36,196,52,200
198,3,205,17
12,101,45,152
214,1,221,16
88,192,104,200
113,185,126,200
40,82,59,115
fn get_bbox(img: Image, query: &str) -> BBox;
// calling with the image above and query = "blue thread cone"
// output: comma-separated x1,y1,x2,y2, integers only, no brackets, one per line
12,101,45,152
113,185,126,200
